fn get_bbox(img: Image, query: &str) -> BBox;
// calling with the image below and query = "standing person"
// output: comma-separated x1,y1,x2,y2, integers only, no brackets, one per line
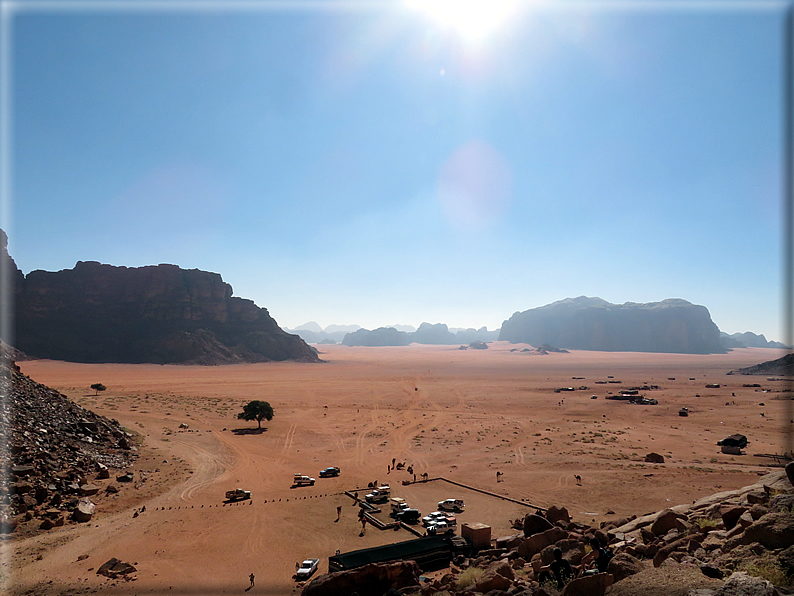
249,573,255,588
336,506,342,521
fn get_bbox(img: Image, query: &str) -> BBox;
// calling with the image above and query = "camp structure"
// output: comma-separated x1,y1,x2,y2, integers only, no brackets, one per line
717,434,748,455
329,535,469,573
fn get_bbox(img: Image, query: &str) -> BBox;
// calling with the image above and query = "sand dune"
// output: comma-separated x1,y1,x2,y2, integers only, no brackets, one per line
6,344,791,595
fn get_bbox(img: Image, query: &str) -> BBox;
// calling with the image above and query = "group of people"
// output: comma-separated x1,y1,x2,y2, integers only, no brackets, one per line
537,538,613,590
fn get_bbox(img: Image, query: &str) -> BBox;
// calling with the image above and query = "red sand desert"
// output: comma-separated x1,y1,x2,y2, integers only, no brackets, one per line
5,344,792,595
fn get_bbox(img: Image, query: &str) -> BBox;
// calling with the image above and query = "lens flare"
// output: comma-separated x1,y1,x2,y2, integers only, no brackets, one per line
406,0,520,43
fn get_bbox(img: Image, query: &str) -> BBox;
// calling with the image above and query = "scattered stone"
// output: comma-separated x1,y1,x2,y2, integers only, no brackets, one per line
646,453,665,464
96,558,137,579
73,498,95,523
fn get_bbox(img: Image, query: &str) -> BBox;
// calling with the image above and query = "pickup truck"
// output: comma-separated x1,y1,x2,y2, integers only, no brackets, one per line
293,474,315,487
365,485,390,503
295,558,319,581
389,497,408,513
225,488,251,501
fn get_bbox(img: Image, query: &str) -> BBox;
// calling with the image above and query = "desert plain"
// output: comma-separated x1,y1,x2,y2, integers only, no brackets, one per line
4,343,793,595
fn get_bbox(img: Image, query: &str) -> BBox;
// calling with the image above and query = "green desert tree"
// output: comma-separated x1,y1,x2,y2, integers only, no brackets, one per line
90,383,107,396
237,400,274,428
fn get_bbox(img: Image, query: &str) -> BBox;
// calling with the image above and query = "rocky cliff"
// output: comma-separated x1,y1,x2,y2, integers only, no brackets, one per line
499,296,724,354
3,233,318,364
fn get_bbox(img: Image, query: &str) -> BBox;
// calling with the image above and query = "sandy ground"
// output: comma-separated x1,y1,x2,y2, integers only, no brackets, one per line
4,344,793,595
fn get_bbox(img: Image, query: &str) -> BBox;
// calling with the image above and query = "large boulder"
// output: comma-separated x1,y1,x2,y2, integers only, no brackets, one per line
301,561,421,596
721,506,748,531
713,571,775,596
524,514,553,536
562,572,612,596
607,553,644,583
651,509,686,536
474,559,514,593
546,506,571,524
741,512,794,550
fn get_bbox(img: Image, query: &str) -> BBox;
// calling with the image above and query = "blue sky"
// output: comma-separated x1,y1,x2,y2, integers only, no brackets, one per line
3,1,788,340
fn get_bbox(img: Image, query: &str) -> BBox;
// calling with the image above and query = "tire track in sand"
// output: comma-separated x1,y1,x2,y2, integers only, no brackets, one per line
173,441,228,502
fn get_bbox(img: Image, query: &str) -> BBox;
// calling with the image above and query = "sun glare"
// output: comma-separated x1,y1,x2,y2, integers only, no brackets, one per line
406,0,520,43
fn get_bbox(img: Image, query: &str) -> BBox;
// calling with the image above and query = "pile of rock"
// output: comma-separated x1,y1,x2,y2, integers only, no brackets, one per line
0,357,137,535
302,471,794,596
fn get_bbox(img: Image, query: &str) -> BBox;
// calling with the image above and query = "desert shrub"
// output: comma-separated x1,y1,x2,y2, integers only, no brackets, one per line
738,555,791,587
455,567,484,589
693,517,719,529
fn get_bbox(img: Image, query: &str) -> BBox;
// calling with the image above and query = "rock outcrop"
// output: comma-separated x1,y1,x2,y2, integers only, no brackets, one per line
499,296,725,354
728,353,794,377
3,231,318,364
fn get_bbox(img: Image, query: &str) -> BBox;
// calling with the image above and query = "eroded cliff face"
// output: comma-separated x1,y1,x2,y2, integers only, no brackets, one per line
499,296,725,354
4,238,318,364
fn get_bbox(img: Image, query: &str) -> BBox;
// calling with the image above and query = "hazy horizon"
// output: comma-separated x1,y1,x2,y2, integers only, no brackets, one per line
4,1,787,342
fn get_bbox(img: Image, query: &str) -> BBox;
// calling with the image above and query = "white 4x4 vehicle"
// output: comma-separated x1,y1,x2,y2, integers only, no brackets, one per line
293,474,315,486
365,485,390,503
295,558,319,580
437,499,465,512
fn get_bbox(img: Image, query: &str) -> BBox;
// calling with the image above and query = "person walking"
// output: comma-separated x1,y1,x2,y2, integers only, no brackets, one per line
249,573,255,588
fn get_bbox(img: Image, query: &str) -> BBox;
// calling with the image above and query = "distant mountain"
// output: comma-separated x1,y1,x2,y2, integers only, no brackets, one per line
324,324,361,334
3,231,318,365
387,324,417,333
728,352,794,376
284,323,362,345
720,331,788,349
342,327,411,347
499,296,724,354
294,321,324,333
341,323,499,347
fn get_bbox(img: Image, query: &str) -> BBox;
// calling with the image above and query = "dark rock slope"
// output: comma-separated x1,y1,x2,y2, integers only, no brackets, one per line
0,352,137,533
3,231,318,364
728,352,794,376
499,296,724,354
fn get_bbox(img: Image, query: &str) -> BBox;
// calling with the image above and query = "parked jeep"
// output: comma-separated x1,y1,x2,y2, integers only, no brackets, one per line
365,485,390,503
437,498,465,512
225,488,251,501
293,474,315,487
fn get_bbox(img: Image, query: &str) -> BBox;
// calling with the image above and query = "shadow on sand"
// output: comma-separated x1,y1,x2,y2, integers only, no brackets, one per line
231,428,268,435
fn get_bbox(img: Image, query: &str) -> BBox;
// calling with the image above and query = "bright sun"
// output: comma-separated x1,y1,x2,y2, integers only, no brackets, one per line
406,0,520,43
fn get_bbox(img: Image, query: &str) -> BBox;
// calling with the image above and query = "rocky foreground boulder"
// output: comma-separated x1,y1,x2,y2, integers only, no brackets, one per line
0,356,137,535
303,471,794,596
